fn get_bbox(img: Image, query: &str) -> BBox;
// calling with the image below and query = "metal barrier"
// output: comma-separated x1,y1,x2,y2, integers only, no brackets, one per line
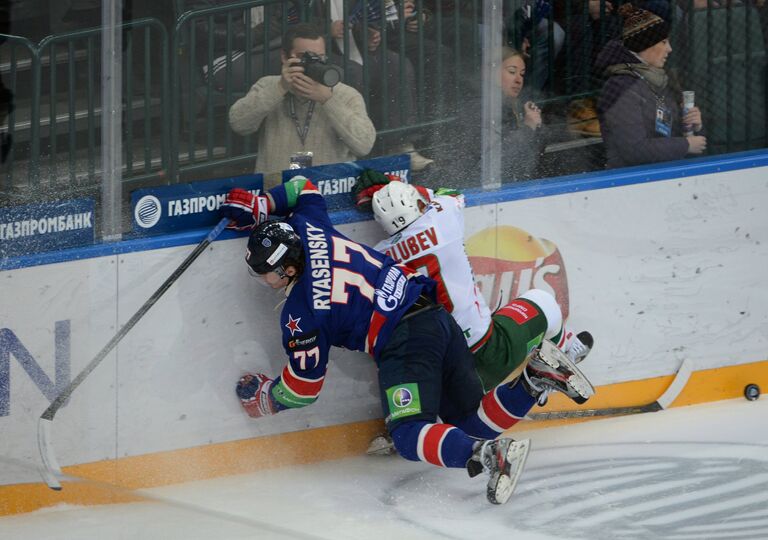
1,1,767,202
170,0,288,181
0,33,38,195
0,18,168,198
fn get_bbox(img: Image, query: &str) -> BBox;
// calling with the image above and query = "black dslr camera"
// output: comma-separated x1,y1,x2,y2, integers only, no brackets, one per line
297,51,342,88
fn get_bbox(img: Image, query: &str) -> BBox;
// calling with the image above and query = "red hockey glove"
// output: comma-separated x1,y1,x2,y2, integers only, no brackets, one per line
220,188,269,231
355,184,389,210
236,373,277,418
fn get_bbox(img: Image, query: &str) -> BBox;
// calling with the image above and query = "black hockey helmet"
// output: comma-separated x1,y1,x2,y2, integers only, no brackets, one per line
246,220,304,276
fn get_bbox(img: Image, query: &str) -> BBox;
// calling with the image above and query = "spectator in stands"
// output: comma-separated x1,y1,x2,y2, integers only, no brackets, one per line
437,46,548,183
596,4,706,169
387,1,456,162
551,1,621,138
228,23,376,175
308,0,433,171
192,1,291,91
387,2,454,109
422,0,482,67
553,1,621,96
496,46,548,180
505,1,565,95
193,1,365,95
554,2,673,136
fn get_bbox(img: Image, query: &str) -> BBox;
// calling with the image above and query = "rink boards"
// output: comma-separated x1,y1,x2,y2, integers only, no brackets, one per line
1,153,767,515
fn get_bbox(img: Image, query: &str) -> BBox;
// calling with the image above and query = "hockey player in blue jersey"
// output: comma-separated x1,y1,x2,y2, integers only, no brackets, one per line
219,175,594,505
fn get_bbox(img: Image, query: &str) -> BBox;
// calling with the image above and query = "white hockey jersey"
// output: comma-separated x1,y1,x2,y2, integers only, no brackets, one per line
374,194,493,349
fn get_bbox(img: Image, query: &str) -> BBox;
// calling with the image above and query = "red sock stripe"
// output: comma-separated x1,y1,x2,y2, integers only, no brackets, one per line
481,388,520,430
420,424,453,467
280,365,324,398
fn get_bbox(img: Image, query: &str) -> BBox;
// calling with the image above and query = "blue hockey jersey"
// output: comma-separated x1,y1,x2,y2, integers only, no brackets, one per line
266,179,436,411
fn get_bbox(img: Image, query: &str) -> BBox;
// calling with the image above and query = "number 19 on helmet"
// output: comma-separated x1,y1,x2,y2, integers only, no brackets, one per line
371,182,426,236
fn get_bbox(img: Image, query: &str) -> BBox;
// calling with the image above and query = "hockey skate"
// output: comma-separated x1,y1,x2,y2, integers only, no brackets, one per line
566,330,593,365
366,433,396,456
524,340,595,404
466,437,531,505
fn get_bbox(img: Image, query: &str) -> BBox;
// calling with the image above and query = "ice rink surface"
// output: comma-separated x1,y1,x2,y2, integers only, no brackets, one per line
3,398,767,540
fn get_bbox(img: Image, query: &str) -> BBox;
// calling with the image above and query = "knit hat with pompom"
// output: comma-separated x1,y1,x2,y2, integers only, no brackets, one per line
619,3,670,52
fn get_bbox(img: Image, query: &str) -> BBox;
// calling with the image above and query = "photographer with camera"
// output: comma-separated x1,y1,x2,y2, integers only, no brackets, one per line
229,23,376,177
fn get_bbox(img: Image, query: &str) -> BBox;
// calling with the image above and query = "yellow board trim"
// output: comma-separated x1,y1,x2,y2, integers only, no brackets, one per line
506,359,768,431
0,419,384,516
2,360,766,517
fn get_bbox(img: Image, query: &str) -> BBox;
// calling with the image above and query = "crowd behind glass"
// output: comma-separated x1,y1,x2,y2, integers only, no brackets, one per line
1,0,766,197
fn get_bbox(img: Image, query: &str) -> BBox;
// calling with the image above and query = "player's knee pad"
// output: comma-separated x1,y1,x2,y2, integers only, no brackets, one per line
520,289,562,340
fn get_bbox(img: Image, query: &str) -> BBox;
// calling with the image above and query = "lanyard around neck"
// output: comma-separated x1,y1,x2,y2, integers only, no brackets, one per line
288,95,316,146
627,63,666,106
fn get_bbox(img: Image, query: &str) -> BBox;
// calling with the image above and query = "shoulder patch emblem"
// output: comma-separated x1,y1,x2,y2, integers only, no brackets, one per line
285,314,302,336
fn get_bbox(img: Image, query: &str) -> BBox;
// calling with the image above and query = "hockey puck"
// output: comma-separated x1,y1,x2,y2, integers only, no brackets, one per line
744,384,760,401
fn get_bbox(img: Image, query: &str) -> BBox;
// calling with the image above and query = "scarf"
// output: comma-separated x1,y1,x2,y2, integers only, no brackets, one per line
604,62,669,92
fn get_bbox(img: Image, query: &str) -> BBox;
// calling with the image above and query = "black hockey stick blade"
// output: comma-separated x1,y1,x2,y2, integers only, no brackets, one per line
36,218,230,490
526,358,694,421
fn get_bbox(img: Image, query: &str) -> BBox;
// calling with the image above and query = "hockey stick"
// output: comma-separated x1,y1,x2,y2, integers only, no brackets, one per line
37,217,230,490
526,358,694,421
366,359,694,457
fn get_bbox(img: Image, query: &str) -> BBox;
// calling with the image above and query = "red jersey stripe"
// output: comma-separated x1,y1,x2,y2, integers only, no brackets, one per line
281,365,324,398
366,310,388,354
470,323,494,353
365,268,424,354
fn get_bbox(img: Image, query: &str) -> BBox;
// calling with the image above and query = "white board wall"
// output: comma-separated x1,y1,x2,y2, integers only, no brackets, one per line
2,166,766,484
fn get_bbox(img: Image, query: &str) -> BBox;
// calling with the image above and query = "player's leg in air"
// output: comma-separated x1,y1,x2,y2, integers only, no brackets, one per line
369,289,595,465
473,288,594,393
377,306,534,504
437,295,594,499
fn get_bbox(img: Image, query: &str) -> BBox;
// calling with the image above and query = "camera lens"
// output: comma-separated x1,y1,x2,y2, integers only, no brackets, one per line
304,62,341,87
319,65,341,87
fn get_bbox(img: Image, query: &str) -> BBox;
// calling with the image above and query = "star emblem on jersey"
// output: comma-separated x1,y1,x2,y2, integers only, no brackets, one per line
285,314,302,336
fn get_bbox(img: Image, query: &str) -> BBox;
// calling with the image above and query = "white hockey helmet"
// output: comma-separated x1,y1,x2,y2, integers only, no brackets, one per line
372,182,426,236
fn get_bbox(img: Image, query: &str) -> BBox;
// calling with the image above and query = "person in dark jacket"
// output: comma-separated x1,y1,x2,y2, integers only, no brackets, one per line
596,3,706,169
439,46,549,185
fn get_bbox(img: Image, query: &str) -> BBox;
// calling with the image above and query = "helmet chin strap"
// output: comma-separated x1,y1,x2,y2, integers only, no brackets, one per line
284,277,297,297
274,265,289,279
278,265,303,295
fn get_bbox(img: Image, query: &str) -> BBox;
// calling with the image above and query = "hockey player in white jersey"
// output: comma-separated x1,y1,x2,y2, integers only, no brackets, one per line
353,170,595,455
368,179,593,390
